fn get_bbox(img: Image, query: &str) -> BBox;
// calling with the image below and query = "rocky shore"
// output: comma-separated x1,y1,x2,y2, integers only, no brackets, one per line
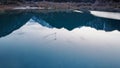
0,1,120,12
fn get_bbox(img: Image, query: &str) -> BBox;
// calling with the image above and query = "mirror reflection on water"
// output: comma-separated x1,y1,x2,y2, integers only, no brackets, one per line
0,10,120,68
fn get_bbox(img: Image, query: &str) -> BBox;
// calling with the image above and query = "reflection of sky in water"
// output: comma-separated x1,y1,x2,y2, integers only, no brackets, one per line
90,11,120,20
0,18,120,68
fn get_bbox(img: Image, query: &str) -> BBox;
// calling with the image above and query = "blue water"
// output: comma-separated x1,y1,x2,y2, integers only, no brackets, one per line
0,10,120,68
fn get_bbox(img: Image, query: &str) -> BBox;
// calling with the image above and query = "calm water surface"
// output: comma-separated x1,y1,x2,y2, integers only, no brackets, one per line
0,10,120,68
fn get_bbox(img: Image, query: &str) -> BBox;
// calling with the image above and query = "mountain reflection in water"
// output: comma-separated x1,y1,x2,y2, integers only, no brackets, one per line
0,11,120,68
0,11,120,37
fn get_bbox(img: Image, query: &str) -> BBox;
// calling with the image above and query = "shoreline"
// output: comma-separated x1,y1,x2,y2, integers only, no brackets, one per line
0,2,120,12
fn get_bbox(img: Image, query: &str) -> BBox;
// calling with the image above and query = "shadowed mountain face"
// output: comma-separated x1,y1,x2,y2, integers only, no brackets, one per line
34,12,120,31
0,11,120,37
0,12,31,37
